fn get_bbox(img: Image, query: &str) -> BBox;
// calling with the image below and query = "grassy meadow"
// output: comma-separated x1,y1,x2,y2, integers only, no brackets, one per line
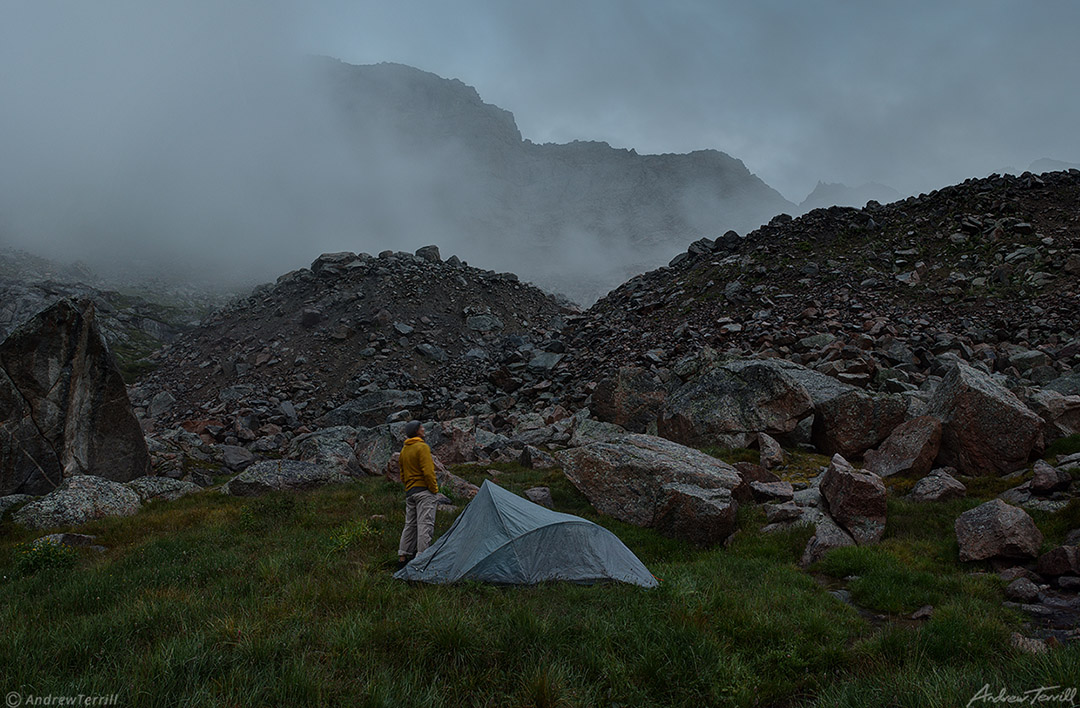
1,461,1079,707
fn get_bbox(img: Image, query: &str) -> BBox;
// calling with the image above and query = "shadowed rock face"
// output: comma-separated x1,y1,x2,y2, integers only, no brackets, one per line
0,299,150,496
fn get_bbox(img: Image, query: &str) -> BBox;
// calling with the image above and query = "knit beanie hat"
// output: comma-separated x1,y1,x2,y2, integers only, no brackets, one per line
404,420,422,438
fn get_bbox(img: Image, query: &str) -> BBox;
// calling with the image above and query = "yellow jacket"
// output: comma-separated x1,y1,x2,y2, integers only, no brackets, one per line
400,437,438,494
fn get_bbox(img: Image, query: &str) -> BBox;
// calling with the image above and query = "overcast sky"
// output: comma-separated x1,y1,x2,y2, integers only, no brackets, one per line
305,0,1080,200
1,0,1077,284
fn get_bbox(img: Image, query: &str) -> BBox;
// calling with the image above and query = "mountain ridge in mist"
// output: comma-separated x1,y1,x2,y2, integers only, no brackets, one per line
314,57,796,303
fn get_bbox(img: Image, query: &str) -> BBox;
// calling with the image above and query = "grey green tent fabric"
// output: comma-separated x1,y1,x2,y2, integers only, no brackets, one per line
394,479,658,587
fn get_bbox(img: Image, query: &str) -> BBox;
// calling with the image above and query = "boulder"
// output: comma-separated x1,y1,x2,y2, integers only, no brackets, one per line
221,445,256,472
125,476,202,503
591,367,668,433
0,299,150,496
14,475,142,529
519,445,558,470
811,389,907,460
800,515,857,567
750,480,794,503
429,417,480,464
658,359,813,449
524,486,554,509
316,390,424,428
287,427,363,478
928,362,1045,476
778,365,905,458
908,468,967,502
557,433,741,545
955,499,1043,561
819,454,886,545
863,416,942,478
1036,546,1080,577
353,425,399,476
223,460,351,497
1004,578,1041,603
1024,389,1080,441
1030,460,1071,494
764,501,803,523
567,414,629,447
758,432,785,470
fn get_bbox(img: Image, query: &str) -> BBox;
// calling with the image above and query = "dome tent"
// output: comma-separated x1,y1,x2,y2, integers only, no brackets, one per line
394,479,658,588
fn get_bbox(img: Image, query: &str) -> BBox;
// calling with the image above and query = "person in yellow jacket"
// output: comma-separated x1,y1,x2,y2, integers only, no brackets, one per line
397,420,439,570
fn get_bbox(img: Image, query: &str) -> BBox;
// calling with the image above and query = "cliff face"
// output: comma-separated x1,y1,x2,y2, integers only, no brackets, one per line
314,59,795,304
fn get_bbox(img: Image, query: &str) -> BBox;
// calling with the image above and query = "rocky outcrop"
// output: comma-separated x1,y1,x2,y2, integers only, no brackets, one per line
657,359,813,449
14,475,142,529
929,363,1045,476
0,299,150,496
223,460,352,497
863,416,942,478
955,499,1043,561
557,433,741,545
819,454,887,545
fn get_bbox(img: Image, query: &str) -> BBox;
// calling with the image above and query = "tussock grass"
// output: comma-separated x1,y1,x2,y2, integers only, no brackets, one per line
1,465,1076,706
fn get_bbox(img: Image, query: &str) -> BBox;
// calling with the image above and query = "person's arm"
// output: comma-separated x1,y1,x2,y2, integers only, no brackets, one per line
421,444,439,494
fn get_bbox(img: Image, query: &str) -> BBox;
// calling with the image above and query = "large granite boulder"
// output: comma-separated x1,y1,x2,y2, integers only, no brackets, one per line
928,363,1045,476
286,426,363,478
14,475,142,529
658,359,813,449
955,499,1043,561
556,433,741,545
591,367,669,433
0,299,150,496
863,416,942,478
223,460,351,497
819,454,887,545
908,468,966,502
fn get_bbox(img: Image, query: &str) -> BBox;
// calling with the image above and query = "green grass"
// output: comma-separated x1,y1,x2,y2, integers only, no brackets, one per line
1,466,1076,707
1048,434,1080,458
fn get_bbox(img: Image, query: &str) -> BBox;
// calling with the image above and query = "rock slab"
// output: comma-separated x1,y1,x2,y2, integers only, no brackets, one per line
14,475,142,529
820,454,886,545
0,299,150,496
557,433,741,545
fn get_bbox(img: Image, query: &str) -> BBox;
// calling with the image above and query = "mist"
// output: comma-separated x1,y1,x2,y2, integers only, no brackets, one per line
3,1,1078,302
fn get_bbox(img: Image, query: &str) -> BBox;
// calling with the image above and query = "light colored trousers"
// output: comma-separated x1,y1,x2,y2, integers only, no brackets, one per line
398,489,438,557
